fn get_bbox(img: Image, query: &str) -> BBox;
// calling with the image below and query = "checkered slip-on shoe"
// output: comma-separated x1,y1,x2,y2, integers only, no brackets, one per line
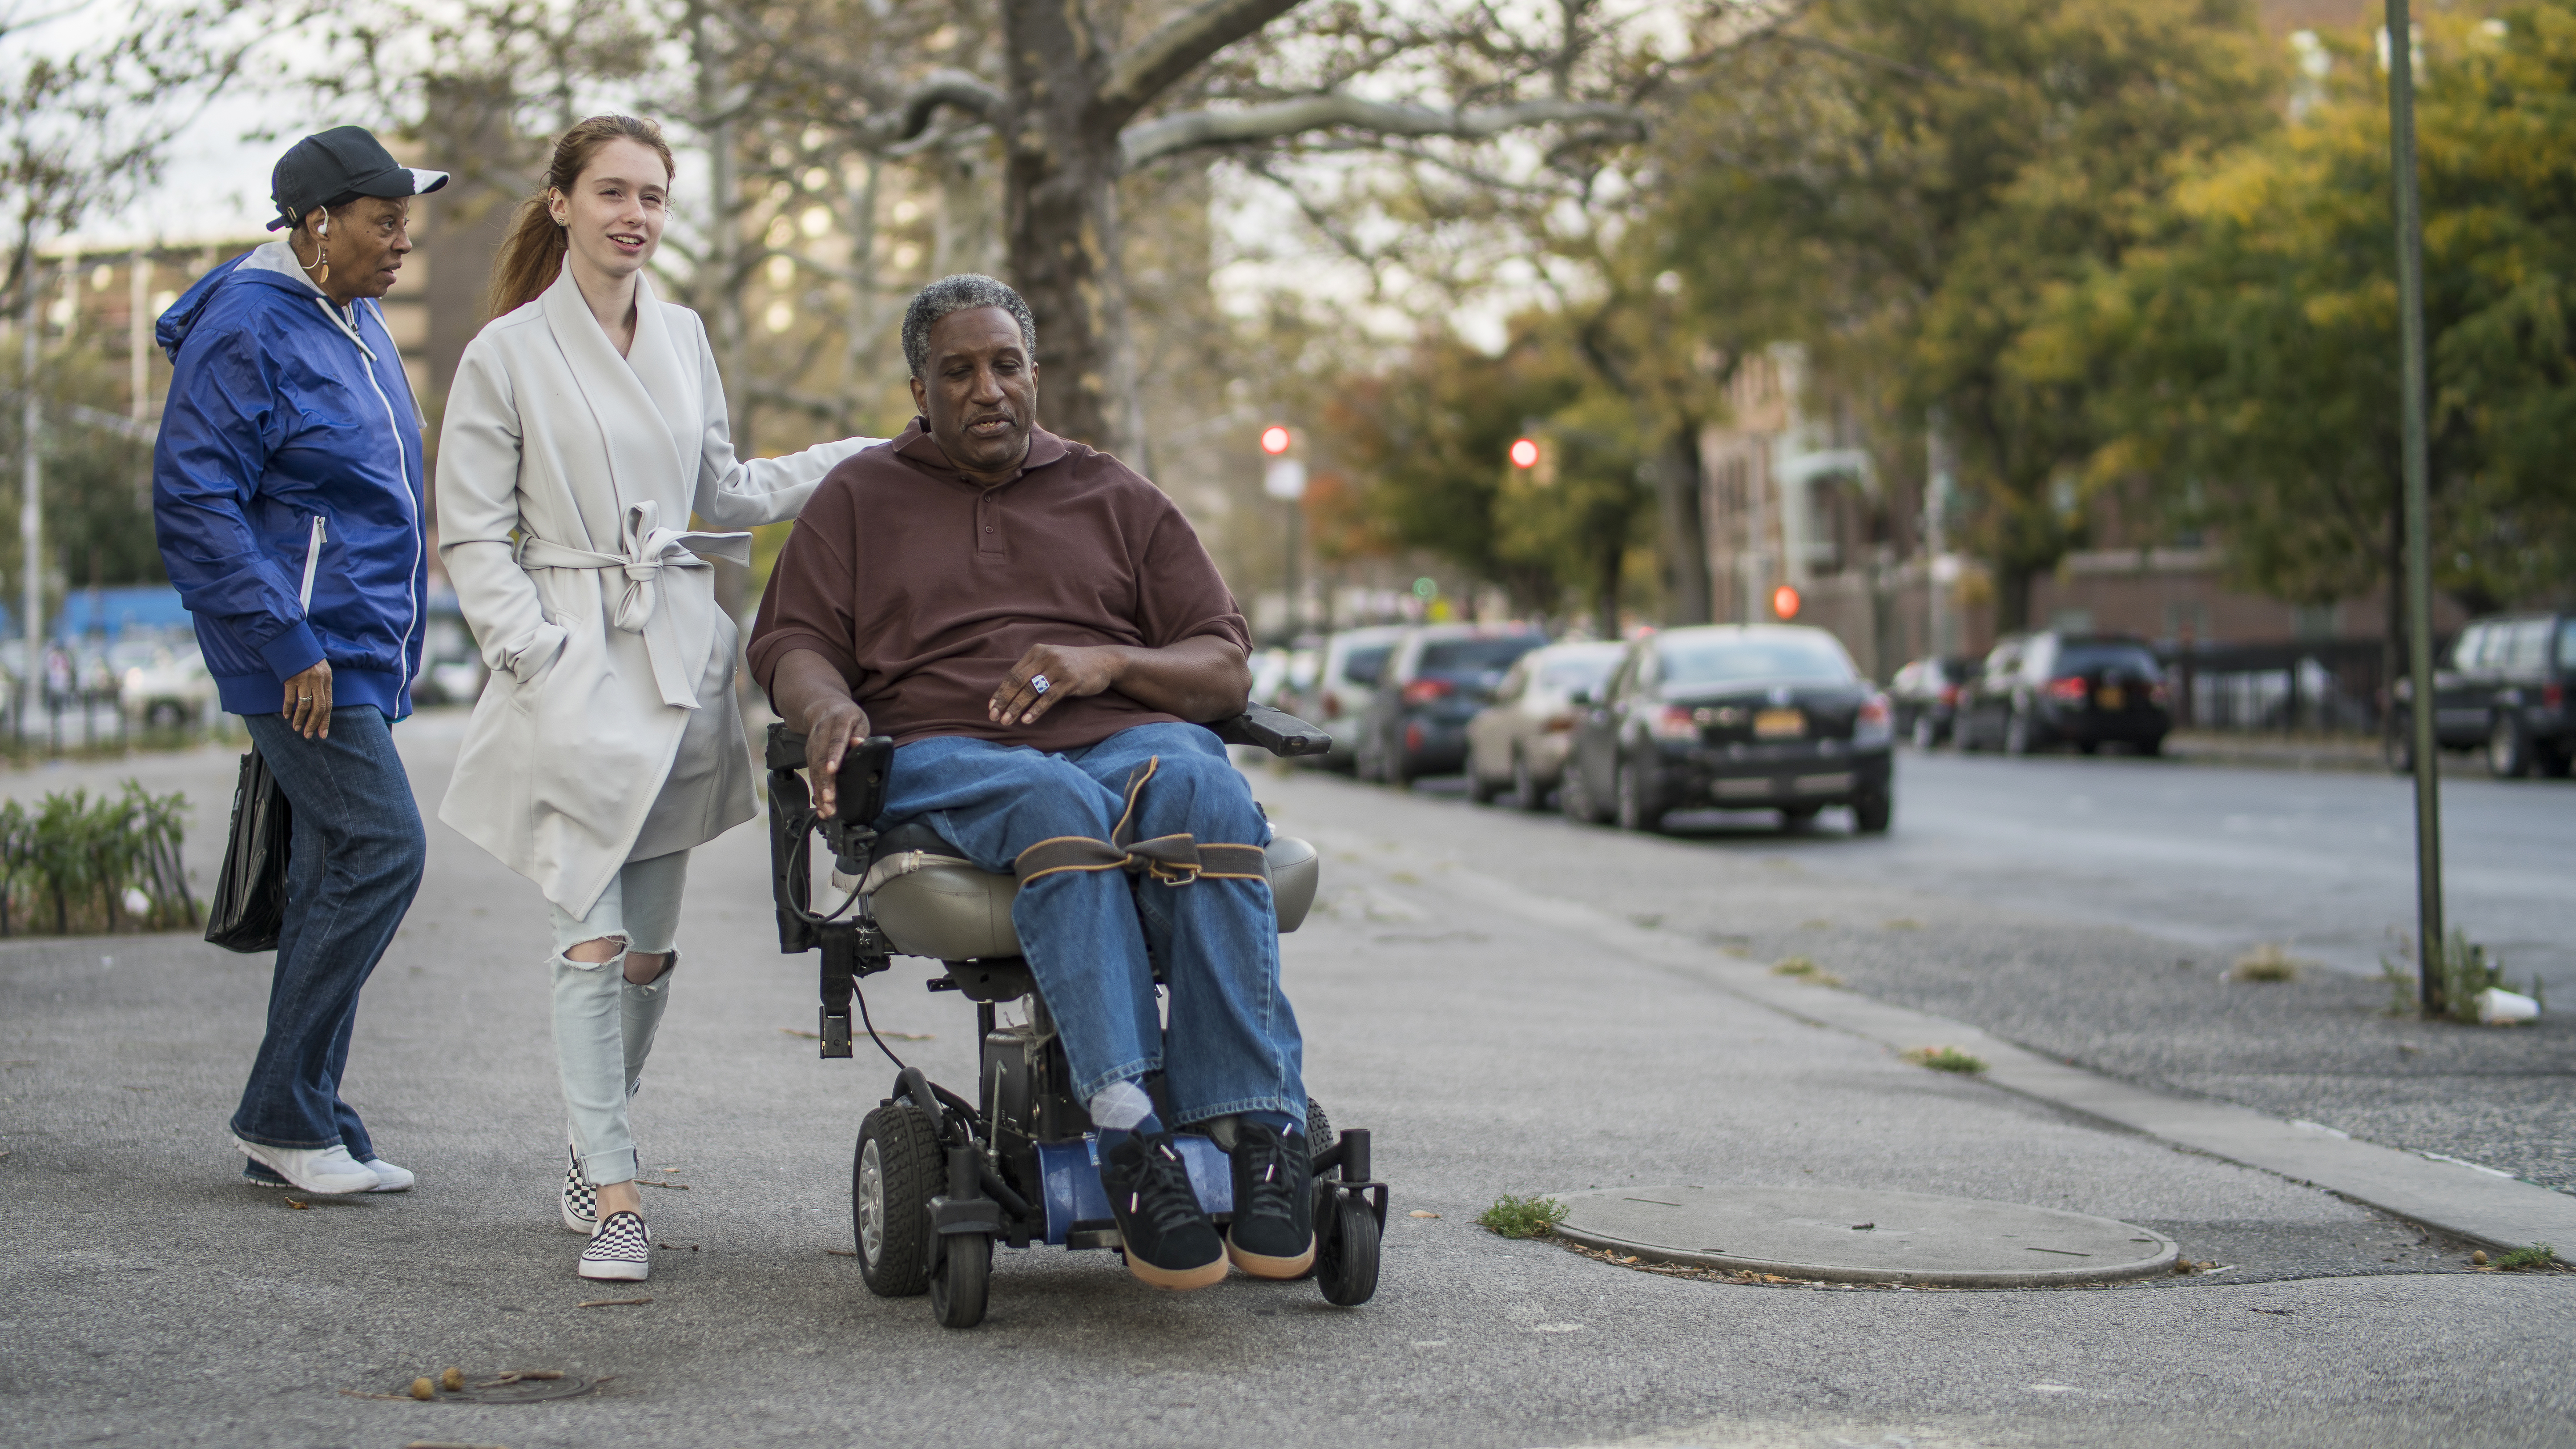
561,1145,598,1235
579,1210,651,1282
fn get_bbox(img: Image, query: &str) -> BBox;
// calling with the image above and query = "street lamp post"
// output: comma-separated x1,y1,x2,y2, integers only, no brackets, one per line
20,262,42,746
2385,0,2444,1011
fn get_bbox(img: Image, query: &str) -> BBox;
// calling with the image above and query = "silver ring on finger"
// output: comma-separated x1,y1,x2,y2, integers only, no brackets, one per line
1030,673,1051,695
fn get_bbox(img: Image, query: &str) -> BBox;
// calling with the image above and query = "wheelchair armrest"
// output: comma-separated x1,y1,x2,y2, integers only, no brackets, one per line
1210,702,1333,758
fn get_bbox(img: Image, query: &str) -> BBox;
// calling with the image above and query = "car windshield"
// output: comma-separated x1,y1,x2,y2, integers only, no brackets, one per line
1340,645,1392,686
1536,654,1619,692
2057,643,2161,678
1660,633,1855,686
1419,637,1540,674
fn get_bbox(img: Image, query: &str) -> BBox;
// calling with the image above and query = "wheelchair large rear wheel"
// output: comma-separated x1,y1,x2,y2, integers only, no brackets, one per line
1316,1194,1380,1306
931,1232,991,1329
853,1103,942,1297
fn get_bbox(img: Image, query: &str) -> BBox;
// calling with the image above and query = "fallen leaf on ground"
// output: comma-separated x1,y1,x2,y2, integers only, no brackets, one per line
577,1297,651,1308
1408,1210,1441,1219
283,1198,308,1210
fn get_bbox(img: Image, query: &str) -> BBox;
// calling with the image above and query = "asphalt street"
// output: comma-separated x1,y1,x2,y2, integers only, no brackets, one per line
0,714,2570,1448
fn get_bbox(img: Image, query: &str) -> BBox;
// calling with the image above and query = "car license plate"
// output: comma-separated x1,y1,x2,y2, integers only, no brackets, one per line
1753,707,1805,740
2097,686,2124,710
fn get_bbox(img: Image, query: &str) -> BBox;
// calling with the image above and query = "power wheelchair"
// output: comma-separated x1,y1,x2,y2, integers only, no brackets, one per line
764,703,1385,1329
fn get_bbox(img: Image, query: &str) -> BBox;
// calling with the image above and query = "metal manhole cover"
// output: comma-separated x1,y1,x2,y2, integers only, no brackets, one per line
1552,1185,2179,1287
380,1370,603,1405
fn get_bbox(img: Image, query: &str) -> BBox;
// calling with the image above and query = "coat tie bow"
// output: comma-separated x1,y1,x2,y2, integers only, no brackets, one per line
513,501,751,708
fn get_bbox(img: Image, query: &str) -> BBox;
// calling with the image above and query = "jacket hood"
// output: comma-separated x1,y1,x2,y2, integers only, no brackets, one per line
155,246,333,362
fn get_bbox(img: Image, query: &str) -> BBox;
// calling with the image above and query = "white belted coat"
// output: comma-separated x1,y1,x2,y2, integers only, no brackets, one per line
435,266,874,916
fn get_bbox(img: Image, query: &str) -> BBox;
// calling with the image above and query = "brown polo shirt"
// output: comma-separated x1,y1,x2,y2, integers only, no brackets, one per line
747,418,1251,753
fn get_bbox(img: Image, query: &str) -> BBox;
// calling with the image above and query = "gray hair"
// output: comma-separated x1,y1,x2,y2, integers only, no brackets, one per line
901,273,1037,378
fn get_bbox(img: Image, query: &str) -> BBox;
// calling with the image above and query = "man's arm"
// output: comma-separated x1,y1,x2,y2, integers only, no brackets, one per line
986,635,1250,731
771,648,873,820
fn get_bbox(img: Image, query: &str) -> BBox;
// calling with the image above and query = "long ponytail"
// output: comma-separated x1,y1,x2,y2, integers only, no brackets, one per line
484,114,677,320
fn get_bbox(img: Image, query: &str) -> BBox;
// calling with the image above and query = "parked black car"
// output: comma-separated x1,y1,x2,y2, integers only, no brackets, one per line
1889,654,1977,748
2389,612,2576,777
1356,624,1547,786
1956,632,2170,755
1560,624,1894,834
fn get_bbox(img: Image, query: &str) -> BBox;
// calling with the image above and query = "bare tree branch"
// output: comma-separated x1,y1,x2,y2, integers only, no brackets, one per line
885,66,1007,141
1096,0,1305,125
1123,94,1642,170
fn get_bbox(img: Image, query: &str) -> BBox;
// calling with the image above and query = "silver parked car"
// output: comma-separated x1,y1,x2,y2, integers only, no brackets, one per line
1463,640,1625,808
1282,625,1409,772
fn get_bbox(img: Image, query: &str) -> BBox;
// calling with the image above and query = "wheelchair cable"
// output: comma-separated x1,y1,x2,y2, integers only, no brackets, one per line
852,978,909,1072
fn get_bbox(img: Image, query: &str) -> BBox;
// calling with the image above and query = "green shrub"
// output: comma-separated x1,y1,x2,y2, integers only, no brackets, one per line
1478,1194,1568,1239
0,782,196,937
2490,1243,2557,1272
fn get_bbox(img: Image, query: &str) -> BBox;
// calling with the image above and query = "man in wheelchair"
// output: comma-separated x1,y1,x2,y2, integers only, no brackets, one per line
750,274,1310,1293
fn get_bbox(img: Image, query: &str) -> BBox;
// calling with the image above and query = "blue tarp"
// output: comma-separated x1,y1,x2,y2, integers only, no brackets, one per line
0,585,195,642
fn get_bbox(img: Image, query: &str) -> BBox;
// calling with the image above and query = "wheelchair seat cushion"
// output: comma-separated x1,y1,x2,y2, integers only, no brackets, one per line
861,826,1322,963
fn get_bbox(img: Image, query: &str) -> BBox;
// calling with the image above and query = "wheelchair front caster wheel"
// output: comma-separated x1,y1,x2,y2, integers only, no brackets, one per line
932,1233,991,1329
1315,1194,1380,1306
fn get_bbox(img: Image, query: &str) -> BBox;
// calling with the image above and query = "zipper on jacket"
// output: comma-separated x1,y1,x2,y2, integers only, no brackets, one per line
315,296,424,675
298,515,326,610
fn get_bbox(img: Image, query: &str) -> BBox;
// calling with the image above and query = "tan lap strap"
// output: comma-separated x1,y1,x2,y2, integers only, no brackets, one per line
1011,755,1268,886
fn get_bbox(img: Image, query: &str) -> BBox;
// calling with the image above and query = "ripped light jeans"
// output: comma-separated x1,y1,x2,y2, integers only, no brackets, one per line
549,849,688,1188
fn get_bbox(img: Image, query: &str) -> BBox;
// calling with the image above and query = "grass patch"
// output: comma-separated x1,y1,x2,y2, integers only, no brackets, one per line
2491,1243,2558,1272
1899,1046,1987,1074
1477,1194,1568,1239
2385,930,2548,1022
1770,956,1842,986
2230,943,2307,983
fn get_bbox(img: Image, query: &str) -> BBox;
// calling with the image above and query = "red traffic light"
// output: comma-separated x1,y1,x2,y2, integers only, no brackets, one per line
1772,584,1802,620
1509,438,1540,469
1260,425,1292,456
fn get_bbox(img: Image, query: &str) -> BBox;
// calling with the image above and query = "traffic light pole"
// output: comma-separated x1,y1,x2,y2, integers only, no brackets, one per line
2386,0,2444,1011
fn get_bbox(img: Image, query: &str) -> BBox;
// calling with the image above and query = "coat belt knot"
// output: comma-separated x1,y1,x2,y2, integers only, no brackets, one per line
513,500,752,708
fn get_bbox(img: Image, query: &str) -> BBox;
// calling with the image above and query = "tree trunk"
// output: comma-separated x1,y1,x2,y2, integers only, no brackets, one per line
1994,563,2032,633
1651,423,1712,625
998,0,1136,456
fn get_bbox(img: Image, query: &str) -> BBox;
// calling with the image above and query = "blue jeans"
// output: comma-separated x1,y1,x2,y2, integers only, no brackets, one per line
230,707,426,1155
877,722,1303,1125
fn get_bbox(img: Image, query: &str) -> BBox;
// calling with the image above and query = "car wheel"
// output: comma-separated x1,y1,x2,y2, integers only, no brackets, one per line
1508,751,1544,811
2135,735,2165,758
1382,729,1412,790
1912,715,1937,750
1615,757,1665,833
1560,757,1608,824
1780,804,1823,830
2488,715,2531,779
1467,764,1501,804
2004,710,2033,756
2539,744,2573,780
1852,793,1893,834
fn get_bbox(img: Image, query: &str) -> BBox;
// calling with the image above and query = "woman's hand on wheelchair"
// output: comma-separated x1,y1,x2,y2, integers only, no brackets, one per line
801,698,874,819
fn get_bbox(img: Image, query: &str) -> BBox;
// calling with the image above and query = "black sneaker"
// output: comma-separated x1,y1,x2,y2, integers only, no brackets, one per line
1099,1131,1228,1291
1224,1120,1315,1278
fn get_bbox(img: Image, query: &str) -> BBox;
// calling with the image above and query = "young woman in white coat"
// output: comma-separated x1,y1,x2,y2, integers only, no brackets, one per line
435,115,881,1281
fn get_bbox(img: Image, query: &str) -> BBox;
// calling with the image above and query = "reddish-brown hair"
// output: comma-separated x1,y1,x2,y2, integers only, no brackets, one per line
484,115,676,320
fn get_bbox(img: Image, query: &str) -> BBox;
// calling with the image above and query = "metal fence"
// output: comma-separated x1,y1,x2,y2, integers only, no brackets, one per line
2161,640,2400,736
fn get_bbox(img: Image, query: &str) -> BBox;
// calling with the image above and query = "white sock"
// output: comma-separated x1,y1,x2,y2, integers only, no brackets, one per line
1088,1079,1154,1131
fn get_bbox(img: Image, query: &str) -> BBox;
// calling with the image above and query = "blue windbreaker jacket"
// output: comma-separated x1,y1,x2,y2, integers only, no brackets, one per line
152,242,427,720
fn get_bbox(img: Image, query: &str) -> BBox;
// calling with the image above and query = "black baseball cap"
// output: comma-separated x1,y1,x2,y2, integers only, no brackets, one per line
267,125,449,230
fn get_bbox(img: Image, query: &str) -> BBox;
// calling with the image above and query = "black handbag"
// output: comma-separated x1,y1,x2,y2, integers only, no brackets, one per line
204,746,293,953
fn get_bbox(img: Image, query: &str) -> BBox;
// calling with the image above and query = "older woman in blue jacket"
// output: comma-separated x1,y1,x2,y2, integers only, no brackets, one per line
152,126,447,1197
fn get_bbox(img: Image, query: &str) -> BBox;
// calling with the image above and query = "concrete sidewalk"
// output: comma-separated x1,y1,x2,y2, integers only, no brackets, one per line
0,717,2569,1448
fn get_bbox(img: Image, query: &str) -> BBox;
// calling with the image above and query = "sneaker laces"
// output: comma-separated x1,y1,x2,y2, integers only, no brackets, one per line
1125,1138,1210,1237
1233,1123,1299,1228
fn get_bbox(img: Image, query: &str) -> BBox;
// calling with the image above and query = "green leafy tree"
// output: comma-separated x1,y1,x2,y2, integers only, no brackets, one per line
2065,3,2576,622
1649,0,2281,626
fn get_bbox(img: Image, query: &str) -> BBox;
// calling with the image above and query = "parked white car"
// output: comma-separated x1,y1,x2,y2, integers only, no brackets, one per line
121,645,219,729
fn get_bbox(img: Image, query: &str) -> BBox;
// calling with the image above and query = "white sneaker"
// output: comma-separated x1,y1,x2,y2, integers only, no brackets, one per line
579,1210,651,1282
361,1158,414,1192
233,1137,379,1194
